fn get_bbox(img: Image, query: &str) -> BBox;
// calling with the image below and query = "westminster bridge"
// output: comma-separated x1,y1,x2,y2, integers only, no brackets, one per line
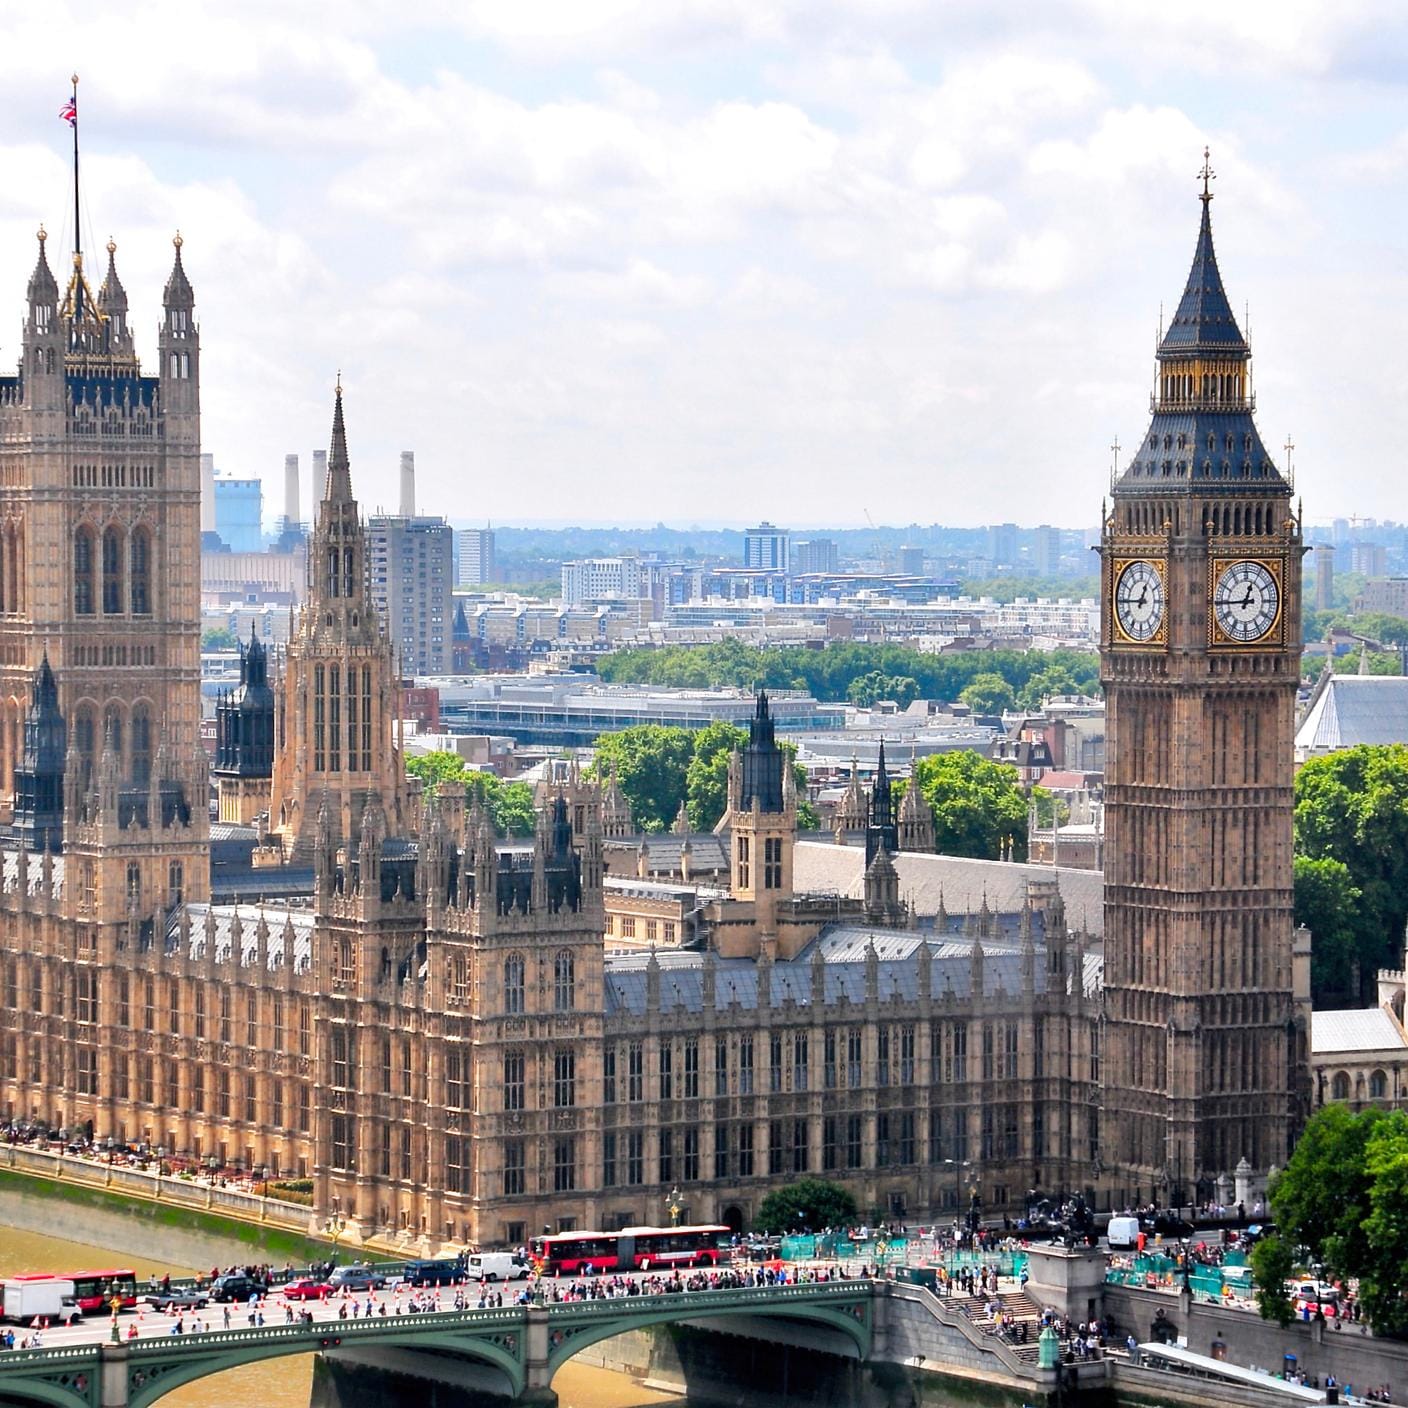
0,1280,890,1408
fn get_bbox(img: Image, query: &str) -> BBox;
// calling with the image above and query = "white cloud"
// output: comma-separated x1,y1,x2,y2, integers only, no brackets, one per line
0,0,1401,525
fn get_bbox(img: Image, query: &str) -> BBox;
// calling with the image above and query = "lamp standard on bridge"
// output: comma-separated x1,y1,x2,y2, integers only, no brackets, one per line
942,1159,971,1227
667,1185,682,1226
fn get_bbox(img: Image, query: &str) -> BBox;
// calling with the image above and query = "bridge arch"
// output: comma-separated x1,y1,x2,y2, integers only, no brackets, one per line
125,1320,525,1408
544,1285,872,1379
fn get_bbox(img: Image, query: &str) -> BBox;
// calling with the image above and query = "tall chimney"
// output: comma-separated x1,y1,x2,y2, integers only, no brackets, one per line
200,452,215,534
313,449,327,501
283,454,300,528
400,451,415,518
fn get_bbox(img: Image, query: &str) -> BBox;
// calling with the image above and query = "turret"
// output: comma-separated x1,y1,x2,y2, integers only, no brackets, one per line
97,238,132,354
13,653,66,854
158,233,198,412
865,739,898,865
21,228,62,412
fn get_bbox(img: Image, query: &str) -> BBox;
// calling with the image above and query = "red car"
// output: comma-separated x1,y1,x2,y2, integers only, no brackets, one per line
282,1278,331,1301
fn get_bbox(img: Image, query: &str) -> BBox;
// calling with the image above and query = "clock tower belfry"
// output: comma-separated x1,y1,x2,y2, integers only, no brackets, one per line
1100,154,1307,1209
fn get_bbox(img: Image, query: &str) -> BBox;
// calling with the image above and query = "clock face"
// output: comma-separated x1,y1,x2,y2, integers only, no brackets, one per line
1213,560,1280,643
1114,560,1166,643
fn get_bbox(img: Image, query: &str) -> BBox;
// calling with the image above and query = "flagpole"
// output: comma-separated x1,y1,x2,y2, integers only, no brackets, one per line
70,73,80,266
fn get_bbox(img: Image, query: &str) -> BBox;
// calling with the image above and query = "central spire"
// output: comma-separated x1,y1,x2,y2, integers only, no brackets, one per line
324,377,354,504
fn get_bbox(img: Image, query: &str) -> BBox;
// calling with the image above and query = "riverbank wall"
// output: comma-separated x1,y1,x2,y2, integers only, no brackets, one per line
0,1164,339,1271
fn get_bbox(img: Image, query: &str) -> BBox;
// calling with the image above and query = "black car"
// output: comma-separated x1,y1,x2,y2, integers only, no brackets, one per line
141,1287,210,1313
210,1273,270,1303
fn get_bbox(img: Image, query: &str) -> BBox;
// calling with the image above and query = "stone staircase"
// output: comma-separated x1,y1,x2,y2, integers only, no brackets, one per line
940,1289,1047,1363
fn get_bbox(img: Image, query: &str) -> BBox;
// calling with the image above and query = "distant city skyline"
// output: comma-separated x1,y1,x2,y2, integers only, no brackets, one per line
3,3,1407,525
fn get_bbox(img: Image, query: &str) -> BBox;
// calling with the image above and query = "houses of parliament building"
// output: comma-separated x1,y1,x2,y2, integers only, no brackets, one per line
0,167,1307,1251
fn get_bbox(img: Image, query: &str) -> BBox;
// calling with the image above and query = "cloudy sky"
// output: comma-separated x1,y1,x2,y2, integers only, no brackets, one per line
1,1,1405,529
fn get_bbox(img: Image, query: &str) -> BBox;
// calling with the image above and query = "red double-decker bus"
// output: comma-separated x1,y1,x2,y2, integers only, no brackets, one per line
70,1269,137,1313
531,1225,728,1275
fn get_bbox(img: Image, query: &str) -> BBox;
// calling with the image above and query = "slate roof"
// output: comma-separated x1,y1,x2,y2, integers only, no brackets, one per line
606,834,731,871
1295,677,1408,756
792,841,1105,937
1312,1008,1408,1056
602,921,1089,1019
0,849,66,895
1159,198,1247,354
169,903,316,972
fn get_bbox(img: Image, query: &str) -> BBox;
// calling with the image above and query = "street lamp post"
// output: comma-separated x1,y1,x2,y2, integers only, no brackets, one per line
667,1185,682,1227
942,1159,971,1228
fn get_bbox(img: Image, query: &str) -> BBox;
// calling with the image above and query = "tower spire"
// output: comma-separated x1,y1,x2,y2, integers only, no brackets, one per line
68,74,81,299
325,378,353,503
1199,145,1215,205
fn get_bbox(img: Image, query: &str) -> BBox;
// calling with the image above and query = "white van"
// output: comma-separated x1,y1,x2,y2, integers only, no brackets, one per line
467,1252,529,1283
1107,1216,1141,1251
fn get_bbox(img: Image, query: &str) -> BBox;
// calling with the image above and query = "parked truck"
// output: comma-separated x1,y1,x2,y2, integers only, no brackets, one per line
2,1275,79,1324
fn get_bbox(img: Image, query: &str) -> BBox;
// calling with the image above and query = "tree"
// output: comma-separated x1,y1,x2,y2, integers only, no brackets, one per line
202,627,236,651
1018,664,1080,710
589,726,696,833
1295,745,1408,1003
1293,855,1363,1006
406,754,535,836
1031,786,1069,829
846,671,919,708
958,673,1016,716
1359,1116,1408,1337
685,722,748,830
1249,1236,1296,1327
754,1177,859,1235
1268,1104,1389,1279
911,750,1030,861
406,750,470,793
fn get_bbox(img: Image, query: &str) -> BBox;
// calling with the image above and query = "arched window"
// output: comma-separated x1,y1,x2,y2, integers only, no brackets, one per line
7,521,20,616
1332,1071,1350,1101
504,953,525,1015
130,526,151,615
554,951,575,1012
73,707,96,775
103,704,123,765
1370,1069,1388,1100
131,705,152,784
101,525,123,614
74,528,95,615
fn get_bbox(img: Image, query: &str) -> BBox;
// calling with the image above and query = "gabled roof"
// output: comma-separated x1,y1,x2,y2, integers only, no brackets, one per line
1311,1007,1408,1055
1295,676,1408,755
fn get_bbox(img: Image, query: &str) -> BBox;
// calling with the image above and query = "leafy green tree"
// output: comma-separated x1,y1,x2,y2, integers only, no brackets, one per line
1268,1104,1389,1279
1031,786,1069,829
846,671,919,708
754,1177,859,1235
1334,650,1402,676
406,750,471,792
201,627,236,651
465,773,537,838
1295,745,1408,1003
590,726,696,833
1359,1116,1408,1337
1018,664,1081,710
1293,855,1363,1006
1249,1236,1296,1327
911,751,1029,861
685,723,748,830
958,673,1016,716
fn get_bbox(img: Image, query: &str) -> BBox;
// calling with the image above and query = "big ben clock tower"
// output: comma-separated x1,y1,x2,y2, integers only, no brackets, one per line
1100,154,1306,1209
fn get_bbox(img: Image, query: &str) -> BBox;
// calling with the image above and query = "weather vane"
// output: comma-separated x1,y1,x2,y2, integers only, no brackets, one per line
1199,146,1215,203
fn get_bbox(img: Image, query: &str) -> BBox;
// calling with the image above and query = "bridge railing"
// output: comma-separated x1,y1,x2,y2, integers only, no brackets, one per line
0,1143,311,1233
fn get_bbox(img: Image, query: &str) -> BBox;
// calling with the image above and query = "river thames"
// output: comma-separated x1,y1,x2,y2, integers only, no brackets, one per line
0,1222,685,1408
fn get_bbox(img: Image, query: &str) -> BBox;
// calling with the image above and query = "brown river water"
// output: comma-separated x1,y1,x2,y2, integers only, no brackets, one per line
0,1223,683,1408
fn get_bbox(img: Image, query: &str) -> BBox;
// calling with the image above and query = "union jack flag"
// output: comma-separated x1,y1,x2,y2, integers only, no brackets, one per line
59,97,76,127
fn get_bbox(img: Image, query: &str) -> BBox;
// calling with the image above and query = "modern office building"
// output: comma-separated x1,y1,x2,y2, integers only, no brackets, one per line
366,514,455,675
744,522,790,572
986,523,1018,569
561,558,643,604
214,475,263,552
1032,526,1062,577
456,528,497,587
792,538,839,575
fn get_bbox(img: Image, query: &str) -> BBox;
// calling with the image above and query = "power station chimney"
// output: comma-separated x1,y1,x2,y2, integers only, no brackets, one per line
400,451,415,518
283,454,300,528
313,450,327,502
200,452,216,534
